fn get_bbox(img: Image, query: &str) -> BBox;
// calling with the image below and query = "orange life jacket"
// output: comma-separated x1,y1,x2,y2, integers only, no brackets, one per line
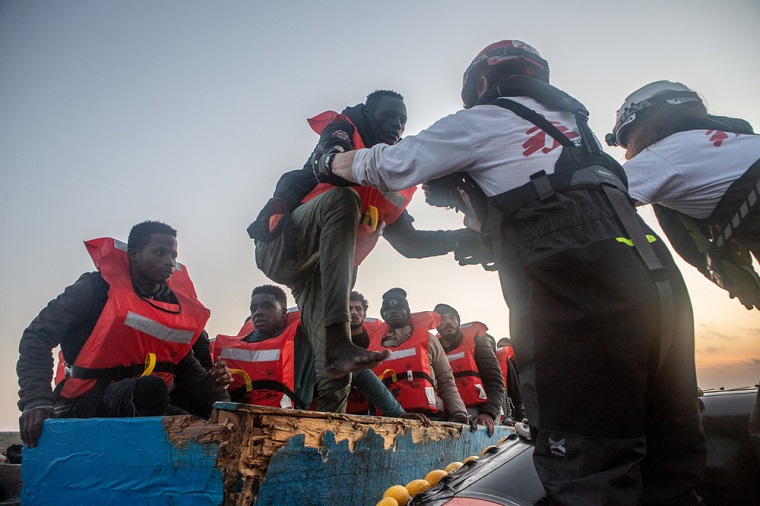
214,310,301,409
301,111,417,265
60,238,210,401
495,345,513,391
438,322,489,408
369,311,441,413
345,317,386,414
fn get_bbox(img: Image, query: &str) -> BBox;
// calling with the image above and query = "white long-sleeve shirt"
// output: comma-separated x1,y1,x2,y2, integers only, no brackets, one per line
352,97,582,197
623,130,760,219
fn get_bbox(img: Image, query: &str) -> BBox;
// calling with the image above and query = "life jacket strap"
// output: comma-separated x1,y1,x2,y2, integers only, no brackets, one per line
381,370,434,386
70,361,176,382
452,370,482,379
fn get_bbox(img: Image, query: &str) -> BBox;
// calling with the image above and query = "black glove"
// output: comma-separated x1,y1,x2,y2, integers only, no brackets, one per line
310,149,355,186
706,244,760,310
452,228,498,271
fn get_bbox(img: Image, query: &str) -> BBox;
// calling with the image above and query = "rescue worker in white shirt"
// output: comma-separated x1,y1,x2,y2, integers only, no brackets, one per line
606,80,760,310
249,90,479,414
372,288,468,424
216,285,430,424
17,221,231,447
433,303,504,436
325,40,704,505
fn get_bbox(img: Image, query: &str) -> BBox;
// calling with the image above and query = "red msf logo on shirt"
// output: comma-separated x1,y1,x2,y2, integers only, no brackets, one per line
706,130,739,147
522,122,579,157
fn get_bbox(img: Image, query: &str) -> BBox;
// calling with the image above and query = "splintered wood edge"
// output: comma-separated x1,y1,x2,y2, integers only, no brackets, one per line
173,406,470,505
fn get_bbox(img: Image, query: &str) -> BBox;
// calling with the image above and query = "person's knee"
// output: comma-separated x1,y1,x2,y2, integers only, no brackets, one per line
323,187,361,218
133,376,170,416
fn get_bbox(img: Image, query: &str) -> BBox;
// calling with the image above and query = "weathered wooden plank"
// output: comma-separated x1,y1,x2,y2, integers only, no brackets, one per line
213,403,513,505
21,404,513,505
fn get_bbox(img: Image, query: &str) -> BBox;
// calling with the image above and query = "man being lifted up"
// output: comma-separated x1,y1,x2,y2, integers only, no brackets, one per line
250,90,478,412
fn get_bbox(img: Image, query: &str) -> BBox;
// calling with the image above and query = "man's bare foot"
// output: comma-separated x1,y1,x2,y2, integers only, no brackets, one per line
324,342,390,379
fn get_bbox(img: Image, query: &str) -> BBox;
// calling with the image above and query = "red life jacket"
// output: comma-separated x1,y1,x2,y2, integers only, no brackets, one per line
494,345,513,391
369,311,441,414
301,111,417,265
345,317,386,414
438,322,489,408
214,310,301,409
60,238,210,401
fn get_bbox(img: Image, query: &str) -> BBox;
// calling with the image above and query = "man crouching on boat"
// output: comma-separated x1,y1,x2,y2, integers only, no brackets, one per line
16,221,231,447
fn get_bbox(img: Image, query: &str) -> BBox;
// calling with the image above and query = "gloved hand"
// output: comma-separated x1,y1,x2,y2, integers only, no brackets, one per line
311,149,355,186
724,263,760,310
706,246,760,310
452,229,497,271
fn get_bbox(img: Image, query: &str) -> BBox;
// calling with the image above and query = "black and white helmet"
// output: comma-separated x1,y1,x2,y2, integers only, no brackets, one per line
606,80,702,147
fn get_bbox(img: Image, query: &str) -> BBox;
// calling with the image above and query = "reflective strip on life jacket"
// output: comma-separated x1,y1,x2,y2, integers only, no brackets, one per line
124,311,196,344
221,348,282,363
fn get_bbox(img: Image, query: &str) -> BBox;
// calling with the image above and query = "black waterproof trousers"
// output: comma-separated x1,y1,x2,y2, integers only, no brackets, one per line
497,189,706,505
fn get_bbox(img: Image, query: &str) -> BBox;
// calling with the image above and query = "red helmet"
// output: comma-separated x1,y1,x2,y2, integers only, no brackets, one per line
461,40,549,108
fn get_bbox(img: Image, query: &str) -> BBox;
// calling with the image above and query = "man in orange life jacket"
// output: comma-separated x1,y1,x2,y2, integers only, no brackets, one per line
218,285,429,424
345,290,427,424
434,304,504,436
216,285,316,409
250,90,479,413
17,221,230,447
376,288,469,423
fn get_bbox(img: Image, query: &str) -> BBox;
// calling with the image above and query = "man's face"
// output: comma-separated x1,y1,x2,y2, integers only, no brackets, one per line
250,293,287,337
349,299,366,330
437,313,460,339
382,305,409,329
129,233,178,286
371,96,407,145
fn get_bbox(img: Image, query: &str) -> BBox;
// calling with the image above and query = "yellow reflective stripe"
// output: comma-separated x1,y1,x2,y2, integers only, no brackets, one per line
377,368,397,383
616,235,657,247
229,368,253,392
141,353,157,377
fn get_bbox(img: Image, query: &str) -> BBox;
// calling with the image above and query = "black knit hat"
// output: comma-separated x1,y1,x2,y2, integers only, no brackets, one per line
433,303,460,323
381,287,410,314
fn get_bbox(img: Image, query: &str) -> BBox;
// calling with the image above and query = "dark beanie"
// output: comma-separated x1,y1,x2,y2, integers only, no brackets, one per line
381,287,410,314
434,303,460,323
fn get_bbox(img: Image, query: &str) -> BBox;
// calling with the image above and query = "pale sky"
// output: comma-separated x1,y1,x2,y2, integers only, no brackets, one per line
2,0,759,431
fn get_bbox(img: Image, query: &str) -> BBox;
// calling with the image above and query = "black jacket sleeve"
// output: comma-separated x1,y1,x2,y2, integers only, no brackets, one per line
173,349,230,412
271,119,358,211
383,211,470,258
17,272,108,412
473,334,506,419
191,330,213,371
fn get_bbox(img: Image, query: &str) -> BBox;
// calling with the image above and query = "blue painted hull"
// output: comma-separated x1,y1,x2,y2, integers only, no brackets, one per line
22,404,515,505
